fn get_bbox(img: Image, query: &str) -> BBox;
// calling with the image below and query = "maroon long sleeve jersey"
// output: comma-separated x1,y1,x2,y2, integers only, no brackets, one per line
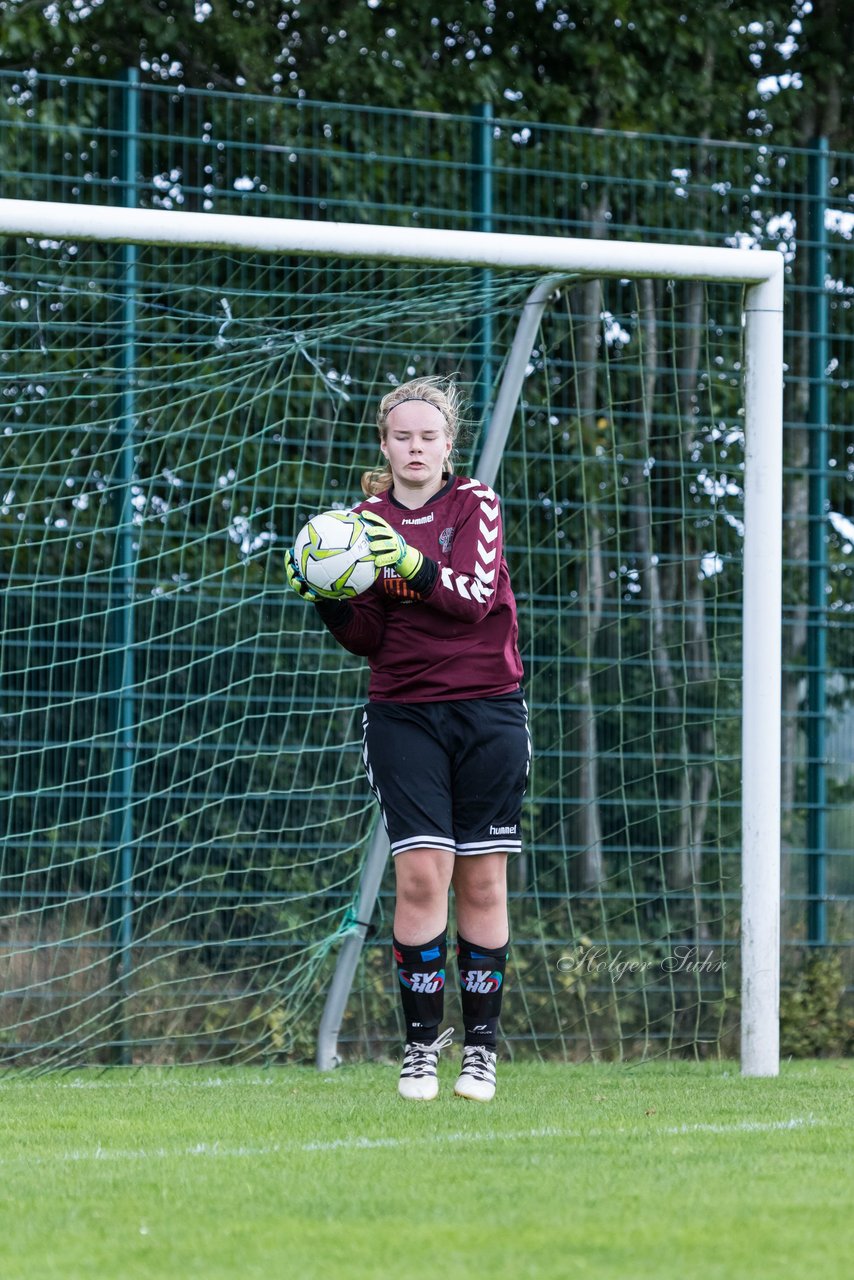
314,474,524,702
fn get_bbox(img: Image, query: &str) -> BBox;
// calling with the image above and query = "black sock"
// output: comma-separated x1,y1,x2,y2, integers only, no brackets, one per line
392,931,447,1044
457,935,509,1049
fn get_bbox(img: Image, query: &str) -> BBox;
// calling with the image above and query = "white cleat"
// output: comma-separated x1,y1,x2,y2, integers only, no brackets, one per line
454,1045,497,1102
398,1027,454,1101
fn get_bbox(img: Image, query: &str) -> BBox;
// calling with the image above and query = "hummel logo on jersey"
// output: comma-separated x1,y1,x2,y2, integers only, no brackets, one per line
460,969,503,994
399,968,445,994
401,512,434,525
489,823,517,836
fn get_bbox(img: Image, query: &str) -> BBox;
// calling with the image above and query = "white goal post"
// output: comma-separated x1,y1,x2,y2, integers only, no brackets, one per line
0,197,784,1077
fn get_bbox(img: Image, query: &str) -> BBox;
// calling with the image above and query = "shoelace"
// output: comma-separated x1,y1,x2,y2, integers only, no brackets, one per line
460,1045,496,1082
401,1026,455,1076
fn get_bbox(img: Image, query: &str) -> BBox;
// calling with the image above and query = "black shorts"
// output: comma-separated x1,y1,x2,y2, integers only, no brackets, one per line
361,691,531,857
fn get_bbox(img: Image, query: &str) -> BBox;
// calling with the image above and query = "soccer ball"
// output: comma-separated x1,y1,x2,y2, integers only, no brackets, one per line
292,509,379,600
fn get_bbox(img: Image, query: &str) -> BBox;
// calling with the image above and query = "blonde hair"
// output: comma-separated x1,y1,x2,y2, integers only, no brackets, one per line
360,376,462,497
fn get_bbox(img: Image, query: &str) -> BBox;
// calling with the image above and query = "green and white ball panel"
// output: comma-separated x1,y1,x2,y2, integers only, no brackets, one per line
293,510,379,599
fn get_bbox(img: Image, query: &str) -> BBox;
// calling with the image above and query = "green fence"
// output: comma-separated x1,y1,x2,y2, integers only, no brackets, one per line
0,72,851,1062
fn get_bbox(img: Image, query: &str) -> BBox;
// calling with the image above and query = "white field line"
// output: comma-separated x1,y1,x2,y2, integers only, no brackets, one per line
0,1076,279,1090
0,1117,819,1168
659,1117,813,1135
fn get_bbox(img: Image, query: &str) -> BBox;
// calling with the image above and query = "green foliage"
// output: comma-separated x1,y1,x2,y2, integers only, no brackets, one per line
0,62,851,1065
780,951,854,1058
2,1,851,148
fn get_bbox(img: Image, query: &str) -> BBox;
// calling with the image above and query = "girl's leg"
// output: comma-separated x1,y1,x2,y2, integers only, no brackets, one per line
451,851,508,947
392,847,454,1051
451,853,509,1100
394,846,455,944
360,702,458,1096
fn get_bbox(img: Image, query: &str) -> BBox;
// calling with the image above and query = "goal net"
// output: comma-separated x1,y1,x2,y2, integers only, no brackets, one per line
0,203,782,1073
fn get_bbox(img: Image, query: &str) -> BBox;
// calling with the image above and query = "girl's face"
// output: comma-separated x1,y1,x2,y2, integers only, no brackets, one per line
381,400,452,498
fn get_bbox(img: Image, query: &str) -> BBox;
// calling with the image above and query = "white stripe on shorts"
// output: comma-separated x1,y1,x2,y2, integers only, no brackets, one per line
390,835,457,857
455,839,522,855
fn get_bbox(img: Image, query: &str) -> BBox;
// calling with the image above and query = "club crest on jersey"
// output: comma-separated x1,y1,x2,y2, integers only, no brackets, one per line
439,527,455,554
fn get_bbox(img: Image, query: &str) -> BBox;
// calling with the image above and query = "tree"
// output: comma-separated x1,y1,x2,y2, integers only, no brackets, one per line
2,0,850,943
2,2,851,151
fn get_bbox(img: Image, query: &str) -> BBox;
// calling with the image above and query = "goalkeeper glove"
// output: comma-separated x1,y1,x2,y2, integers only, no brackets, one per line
360,511,424,580
285,547,319,601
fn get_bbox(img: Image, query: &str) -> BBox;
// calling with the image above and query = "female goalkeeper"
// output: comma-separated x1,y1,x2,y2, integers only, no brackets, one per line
286,376,530,1102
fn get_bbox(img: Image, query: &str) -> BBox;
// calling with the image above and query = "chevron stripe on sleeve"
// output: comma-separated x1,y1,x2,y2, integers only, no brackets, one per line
427,480,503,622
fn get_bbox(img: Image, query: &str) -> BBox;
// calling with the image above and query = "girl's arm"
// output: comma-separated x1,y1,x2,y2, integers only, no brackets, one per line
362,481,504,625
313,589,386,657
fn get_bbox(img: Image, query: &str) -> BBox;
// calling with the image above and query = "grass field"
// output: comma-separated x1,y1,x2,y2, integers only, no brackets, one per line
1,1058,850,1279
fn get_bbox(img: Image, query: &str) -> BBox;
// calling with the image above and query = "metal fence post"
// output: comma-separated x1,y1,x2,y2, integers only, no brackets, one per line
471,103,494,442
806,136,829,949
109,67,140,1063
